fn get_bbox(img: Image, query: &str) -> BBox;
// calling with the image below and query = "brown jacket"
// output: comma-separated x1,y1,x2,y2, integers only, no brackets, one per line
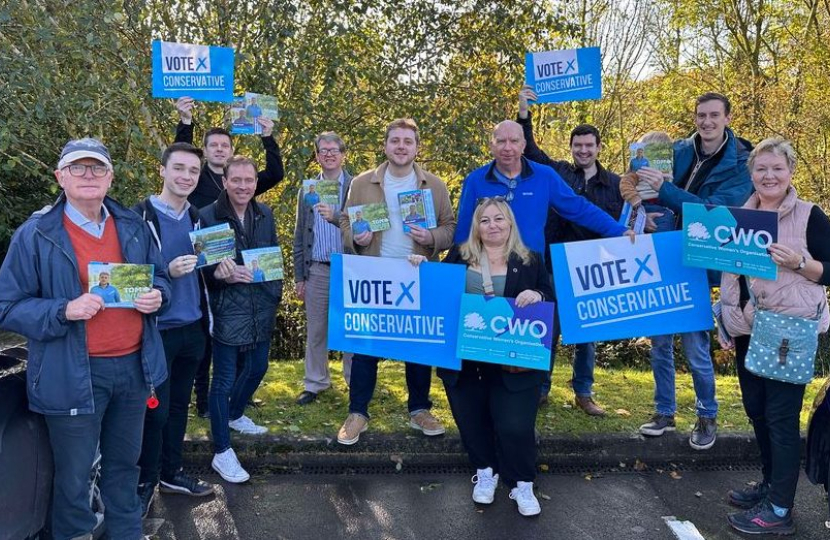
339,162,456,259
720,188,829,337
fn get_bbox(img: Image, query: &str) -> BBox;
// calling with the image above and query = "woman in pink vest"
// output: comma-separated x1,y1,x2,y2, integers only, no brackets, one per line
719,137,830,535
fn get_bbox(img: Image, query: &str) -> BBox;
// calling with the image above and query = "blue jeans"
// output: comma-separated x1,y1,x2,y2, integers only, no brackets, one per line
649,331,718,418
643,203,676,232
44,352,148,540
209,339,269,454
349,354,432,418
540,300,596,397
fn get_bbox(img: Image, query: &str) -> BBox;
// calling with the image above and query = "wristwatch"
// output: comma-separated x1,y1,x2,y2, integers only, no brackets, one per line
795,256,807,271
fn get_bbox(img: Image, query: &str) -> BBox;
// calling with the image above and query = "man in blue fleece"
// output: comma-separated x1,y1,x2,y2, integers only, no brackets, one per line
454,120,630,257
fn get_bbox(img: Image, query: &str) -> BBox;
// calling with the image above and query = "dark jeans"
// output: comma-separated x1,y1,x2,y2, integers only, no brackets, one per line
348,354,432,418
209,339,270,453
138,321,206,484
735,335,806,509
194,339,249,414
44,352,148,540
443,361,540,487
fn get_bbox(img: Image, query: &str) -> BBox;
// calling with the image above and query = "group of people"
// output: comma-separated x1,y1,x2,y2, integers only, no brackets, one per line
0,88,827,539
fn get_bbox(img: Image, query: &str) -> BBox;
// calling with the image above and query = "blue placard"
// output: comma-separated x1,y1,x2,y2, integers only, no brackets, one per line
152,40,235,103
682,203,779,280
551,231,713,344
456,294,554,370
524,47,602,104
328,254,465,369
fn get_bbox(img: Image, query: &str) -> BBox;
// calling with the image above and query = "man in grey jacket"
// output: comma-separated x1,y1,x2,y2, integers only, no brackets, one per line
292,132,353,405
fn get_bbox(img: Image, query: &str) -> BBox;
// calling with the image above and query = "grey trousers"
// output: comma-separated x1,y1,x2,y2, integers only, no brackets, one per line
303,261,352,392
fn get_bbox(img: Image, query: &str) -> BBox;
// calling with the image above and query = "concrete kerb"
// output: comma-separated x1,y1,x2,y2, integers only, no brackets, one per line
182,432,771,473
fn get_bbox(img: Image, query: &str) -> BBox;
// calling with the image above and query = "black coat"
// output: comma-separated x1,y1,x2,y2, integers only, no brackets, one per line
805,380,830,517
437,248,554,391
200,192,282,346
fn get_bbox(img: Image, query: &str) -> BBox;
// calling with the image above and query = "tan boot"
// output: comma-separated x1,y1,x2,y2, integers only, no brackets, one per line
574,395,606,417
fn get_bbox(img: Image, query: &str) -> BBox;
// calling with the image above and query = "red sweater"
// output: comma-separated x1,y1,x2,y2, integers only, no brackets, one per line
64,216,143,357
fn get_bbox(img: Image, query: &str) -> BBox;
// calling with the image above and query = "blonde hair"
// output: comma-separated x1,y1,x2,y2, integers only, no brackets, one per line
638,131,672,144
749,137,796,173
459,198,531,266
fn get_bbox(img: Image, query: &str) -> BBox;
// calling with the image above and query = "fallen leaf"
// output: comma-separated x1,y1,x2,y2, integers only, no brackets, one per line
619,462,627,468
695,492,702,498
287,425,300,433
563,403,573,409
669,471,682,480
634,459,648,472
584,474,593,481
538,464,549,472
615,408,631,417
419,482,442,492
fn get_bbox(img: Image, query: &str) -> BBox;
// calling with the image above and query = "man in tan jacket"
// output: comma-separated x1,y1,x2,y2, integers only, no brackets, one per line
337,118,456,445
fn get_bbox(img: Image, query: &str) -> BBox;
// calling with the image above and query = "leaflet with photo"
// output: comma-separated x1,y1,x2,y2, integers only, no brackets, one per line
241,247,284,282
302,179,339,207
189,223,236,268
347,203,390,234
629,141,673,200
398,189,437,232
229,92,279,135
88,262,154,308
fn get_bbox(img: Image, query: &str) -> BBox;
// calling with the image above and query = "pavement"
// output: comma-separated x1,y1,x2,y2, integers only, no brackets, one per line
144,468,830,540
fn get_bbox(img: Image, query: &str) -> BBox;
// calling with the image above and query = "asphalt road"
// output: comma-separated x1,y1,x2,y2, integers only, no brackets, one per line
144,468,830,540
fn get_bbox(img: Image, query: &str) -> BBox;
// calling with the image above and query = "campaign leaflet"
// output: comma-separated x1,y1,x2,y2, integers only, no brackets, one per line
398,189,437,233
241,247,284,282
302,179,339,207
189,223,236,268
88,262,153,308
229,92,279,135
628,141,673,200
682,203,779,280
618,202,646,235
456,294,554,370
347,203,390,234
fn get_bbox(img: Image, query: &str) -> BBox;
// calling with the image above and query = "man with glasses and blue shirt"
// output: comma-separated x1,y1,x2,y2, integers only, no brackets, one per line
0,138,170,540
293,132,354,406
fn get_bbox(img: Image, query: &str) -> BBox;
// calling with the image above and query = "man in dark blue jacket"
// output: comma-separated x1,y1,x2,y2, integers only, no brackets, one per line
0,138,170,540
635,92,752,451
517,86,624,415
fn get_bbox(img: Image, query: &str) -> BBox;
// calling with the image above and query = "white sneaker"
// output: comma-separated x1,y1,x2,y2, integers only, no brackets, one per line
211,448,250,483
228,414,268,435
471,467,499,504
509,481,541,516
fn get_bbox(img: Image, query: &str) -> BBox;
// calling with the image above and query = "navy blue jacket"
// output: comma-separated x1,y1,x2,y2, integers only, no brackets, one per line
0,195,170,415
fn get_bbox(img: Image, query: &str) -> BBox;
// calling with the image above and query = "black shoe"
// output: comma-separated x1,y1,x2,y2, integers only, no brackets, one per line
728,481,769,509
159,470,214,497
639,414,676,436
137,481,156,519
296,390,318,405
196,403,209,418
727,500,796,535
689,416,717,450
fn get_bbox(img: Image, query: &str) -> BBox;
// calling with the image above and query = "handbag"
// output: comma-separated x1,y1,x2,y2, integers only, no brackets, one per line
745,280,823,385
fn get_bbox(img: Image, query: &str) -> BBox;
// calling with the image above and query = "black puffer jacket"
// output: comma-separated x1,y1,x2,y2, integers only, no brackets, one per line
200,191,282,346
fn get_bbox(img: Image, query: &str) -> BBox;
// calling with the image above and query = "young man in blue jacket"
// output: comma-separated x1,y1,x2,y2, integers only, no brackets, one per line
634,92,753,451
0,138,170,540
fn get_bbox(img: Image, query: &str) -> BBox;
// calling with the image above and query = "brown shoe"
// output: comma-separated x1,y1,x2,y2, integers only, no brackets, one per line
337,413,368,445
575,395,606,417
409,410,445,436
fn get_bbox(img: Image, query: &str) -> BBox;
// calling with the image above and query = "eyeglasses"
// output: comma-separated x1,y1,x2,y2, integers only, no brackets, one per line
317,148,342,156
64,164,110,178
476,179,517,205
